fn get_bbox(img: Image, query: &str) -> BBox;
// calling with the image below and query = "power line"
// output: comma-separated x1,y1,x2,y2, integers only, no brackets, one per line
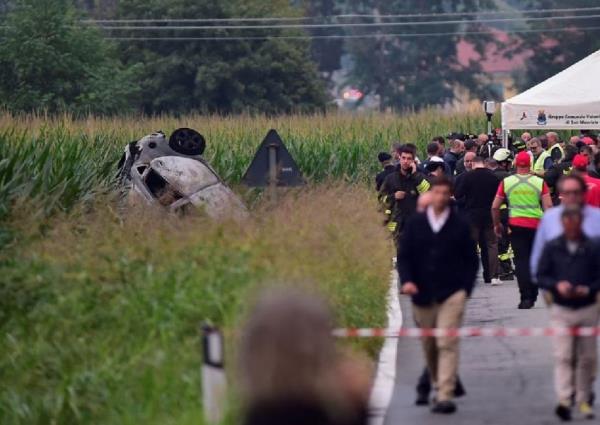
93,14,600,31
105,25,600,41
83,6,600,24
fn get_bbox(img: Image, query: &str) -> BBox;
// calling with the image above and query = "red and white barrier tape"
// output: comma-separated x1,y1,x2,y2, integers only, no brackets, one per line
333,327,600,338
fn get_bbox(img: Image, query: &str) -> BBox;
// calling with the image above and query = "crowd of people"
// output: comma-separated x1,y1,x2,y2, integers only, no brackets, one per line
377,131,600,420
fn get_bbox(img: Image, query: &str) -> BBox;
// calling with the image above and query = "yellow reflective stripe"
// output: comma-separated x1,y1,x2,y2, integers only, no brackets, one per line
387,222,397,232
532,150,550,172
416,179,430,194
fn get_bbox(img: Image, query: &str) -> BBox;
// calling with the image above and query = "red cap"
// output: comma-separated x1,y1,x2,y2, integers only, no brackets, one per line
515,151,531,167
582,136,595,145
572,154,589,170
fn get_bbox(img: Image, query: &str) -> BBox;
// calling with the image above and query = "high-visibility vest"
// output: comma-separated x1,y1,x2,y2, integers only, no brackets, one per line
532,150,551,173
503,174,544,219
549,143,564,162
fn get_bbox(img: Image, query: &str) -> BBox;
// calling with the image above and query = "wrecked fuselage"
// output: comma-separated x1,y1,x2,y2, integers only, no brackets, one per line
117,128,247,220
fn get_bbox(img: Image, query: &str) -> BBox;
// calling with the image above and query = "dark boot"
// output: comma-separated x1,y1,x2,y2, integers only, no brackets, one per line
454,376,466,398
415,368,431,406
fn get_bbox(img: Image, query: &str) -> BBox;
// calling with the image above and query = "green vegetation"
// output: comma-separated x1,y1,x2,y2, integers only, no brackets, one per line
0,109,491,218
0,109,491,424
1,186,390,425
0,0,141,115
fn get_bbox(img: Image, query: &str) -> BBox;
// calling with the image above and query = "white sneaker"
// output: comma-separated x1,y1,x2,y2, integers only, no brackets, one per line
491,278,502,286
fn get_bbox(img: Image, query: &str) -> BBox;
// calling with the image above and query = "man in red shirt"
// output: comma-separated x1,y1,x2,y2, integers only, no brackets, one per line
571,154,600,208
492,152,553,309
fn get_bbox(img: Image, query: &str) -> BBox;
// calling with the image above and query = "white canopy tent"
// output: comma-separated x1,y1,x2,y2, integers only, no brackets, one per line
502,49,600,131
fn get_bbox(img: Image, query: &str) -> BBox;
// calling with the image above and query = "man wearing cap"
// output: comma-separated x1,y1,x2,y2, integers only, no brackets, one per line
572,154,600,208
491,148,515,280
375,152,396,192
492,151,553,309
425,156,447,180
582,136,596,147
528,137,553,177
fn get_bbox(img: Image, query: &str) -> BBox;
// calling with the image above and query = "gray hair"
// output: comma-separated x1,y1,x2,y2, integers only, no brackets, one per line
239,288,337,404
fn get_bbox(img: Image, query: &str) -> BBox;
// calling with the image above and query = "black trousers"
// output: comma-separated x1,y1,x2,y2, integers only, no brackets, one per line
509,226,538,303
470,221,498,282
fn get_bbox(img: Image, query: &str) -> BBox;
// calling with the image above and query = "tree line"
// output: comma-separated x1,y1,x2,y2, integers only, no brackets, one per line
0,0,598,115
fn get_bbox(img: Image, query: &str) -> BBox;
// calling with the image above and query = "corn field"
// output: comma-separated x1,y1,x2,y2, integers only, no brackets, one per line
0,110,494,219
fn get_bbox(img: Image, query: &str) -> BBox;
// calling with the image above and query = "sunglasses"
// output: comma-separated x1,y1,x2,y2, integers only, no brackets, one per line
561,190,583,196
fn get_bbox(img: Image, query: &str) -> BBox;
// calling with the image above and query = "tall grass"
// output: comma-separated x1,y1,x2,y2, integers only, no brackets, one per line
1,110,494,424
0,185,390,425
0,110,493,219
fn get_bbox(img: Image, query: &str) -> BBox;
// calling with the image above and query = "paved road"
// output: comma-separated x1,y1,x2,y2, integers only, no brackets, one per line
384,278,600,424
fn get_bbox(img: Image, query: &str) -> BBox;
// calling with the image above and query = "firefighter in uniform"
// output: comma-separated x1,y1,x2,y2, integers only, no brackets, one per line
492,151,553,309
491,148,515,280
380,145,430,251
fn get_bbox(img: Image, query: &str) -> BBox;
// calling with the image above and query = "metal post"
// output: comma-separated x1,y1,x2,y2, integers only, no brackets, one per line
201,325,226,425
268,144,278,203
487,116,493,136
502,128,509,149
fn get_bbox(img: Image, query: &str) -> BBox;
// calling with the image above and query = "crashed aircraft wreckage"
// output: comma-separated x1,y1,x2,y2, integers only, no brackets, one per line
117,128,247,220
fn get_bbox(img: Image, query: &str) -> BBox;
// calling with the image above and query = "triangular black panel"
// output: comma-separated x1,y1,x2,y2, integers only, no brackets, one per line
242,129,305,187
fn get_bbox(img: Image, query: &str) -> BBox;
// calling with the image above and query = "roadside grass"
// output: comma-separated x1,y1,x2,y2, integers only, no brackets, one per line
0,184,391,425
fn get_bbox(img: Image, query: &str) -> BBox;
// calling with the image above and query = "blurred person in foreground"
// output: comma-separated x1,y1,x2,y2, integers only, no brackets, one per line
536,205,600,421
398,176,478,414
531,174,600,279
492,151,553,309
239,289,370,425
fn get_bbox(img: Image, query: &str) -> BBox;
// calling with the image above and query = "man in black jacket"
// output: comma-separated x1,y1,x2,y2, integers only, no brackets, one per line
454,156,501,284
375,152,396,192
398,176,479,414
537,205,600,421
380,146,430,249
